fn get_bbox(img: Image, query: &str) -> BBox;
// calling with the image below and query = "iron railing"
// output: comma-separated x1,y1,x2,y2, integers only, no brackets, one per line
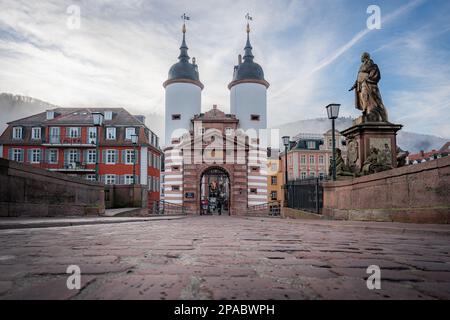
150,200,189,216
245,201,281,217
284,177,328,214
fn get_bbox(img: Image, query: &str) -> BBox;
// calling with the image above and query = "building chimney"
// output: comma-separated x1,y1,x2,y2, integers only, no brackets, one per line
238,54,242,64
420,150,425,157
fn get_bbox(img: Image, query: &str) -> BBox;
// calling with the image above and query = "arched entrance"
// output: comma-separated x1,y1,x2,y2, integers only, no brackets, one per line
199,167,231,216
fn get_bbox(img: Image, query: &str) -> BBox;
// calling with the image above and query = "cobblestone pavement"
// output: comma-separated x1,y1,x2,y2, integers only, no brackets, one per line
0,216,449,300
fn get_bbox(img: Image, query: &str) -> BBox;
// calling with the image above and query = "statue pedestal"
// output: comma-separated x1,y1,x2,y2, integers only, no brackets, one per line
341,122,403,172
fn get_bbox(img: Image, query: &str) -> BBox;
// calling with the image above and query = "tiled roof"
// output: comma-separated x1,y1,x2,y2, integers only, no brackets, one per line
7,108,145,127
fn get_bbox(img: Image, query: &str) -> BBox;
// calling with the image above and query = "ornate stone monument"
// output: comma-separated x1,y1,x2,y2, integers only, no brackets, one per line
342,52,402,175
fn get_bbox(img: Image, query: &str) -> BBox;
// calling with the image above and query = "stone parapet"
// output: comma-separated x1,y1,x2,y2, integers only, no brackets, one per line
323,156,450,224
0,158,105,217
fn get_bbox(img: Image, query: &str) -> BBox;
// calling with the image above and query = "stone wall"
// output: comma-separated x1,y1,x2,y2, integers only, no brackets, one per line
323,156,450,224
0,158,105,217
104,185,148,209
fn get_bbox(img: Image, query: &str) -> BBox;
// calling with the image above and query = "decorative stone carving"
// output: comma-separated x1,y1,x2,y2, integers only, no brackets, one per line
347,139,359,169
330,148,354,177
360,147,393,176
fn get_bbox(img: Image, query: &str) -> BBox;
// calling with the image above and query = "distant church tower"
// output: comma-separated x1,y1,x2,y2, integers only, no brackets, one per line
163,22,204,146
229,22,269,132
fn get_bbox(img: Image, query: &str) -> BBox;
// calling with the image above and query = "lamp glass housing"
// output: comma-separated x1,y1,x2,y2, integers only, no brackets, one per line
131,134,138,144
282,136,290,147
326,104,341,120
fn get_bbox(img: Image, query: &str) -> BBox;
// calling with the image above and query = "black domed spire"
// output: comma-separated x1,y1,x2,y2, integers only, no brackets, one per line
229,21,269,89
165,21,202,87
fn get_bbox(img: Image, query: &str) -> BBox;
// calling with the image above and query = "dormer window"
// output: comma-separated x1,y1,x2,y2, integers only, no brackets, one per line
125,127,136,140
106,127,116,140
46,110,54,120
31,127,41,140
104,111,113,121
307,141,315,149
12,127,23,140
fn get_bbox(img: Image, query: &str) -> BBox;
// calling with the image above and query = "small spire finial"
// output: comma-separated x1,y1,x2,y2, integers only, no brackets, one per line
178,13,191,62
243,13,254,61
245,13,252,33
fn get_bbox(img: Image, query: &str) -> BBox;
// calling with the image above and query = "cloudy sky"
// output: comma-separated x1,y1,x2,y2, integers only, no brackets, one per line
0,0,449,138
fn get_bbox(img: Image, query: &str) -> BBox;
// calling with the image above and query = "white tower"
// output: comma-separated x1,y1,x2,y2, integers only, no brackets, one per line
229,22,269,132
163,23,203,147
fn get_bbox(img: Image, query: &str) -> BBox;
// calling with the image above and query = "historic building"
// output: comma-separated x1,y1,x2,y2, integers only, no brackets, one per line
281,130,347,181
407,142,450,165
162,21,269,215
0,108,162,204
267,157,284,203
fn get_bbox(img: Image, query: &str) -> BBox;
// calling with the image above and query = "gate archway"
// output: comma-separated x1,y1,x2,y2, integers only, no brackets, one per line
199,167,231,216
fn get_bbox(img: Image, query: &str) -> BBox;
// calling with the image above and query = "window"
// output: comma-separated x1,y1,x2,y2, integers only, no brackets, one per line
12,127,22,140
68,127,80,138
105,174,116,185
328,139,332,148
86,175,96,181
68,150,78,163
319,172,325,179
172,114,181,120
125,127,136,140
301,172,307,179
48,150,58,164
271,176,277,185
250,114,260,121
225,127,233,135
30,149,41,163
309,155,315,164
172,166,180,171
88,127,97,144
271,191,277,201
46,110,55,120
171,138,180,144
319,155,324,164
106,127,116,140
106,150,116,164
250,188,258,194
11,148,23,162
271,163,278,171
124,150,135,164
31,127,41,140
124,175,134,185
86,150,96,164
301,155,306,165
307,141,315,149
251,166,259,173
172,185,180,191
310,171,316,178
104,111,113,120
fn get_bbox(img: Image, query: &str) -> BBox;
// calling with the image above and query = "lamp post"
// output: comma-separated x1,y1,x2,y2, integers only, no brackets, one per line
282,136,290,207
131,134,138,185
92,112,104,182
326,104,341,181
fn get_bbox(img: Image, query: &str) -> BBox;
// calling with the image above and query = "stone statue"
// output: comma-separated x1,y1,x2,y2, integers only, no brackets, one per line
396,147,409,168
361,147,392,175
329,148,354,177
349,52,388,122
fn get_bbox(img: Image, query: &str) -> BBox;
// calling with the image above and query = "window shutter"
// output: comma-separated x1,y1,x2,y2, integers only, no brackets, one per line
76,150,81,163
27,149,32,163
64,150,69,165
115,150,119,164
82,150,87,164
102,150,106,164
77,127,81,137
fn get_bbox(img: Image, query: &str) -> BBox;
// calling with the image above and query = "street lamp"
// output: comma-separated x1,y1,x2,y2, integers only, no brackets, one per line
92,112,104,182
326,104,341,181
282,136,290,207
131,134,138,185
